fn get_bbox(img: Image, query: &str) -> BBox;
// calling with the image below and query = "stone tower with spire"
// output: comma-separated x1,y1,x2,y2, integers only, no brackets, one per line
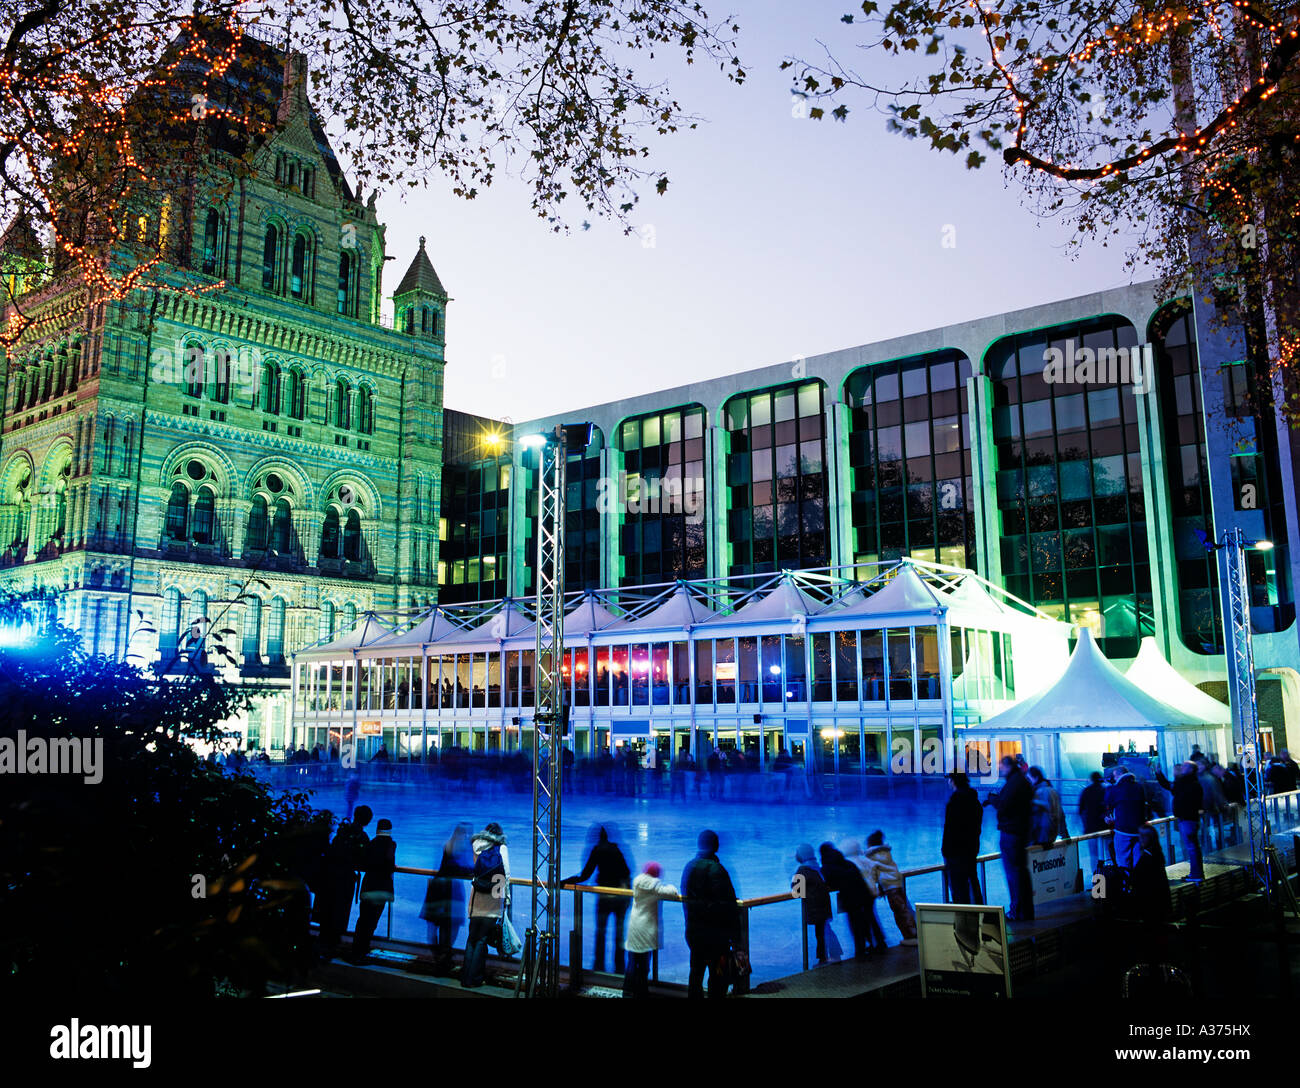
0,22,447,754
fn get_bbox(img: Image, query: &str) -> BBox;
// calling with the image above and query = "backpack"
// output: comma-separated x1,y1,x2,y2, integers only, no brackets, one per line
472,843,504,894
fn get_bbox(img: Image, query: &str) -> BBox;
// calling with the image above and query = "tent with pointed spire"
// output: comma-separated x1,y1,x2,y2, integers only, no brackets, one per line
1125,638,1231,723
601,583,717,637
966,628,1215,777
1124,637,1232,765
363,607,467,655
296,613,395,661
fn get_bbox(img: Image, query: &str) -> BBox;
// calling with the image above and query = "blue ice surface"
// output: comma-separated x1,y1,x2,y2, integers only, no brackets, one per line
277,770,1043,986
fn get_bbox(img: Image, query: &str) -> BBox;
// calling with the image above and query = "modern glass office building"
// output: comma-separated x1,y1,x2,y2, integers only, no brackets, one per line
295,280,1300,768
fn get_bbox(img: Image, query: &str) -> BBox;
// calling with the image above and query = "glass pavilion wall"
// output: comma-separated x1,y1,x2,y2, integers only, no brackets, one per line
291,566,1061,777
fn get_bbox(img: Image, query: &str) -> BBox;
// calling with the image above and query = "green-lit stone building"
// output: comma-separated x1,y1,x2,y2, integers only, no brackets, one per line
0,31,447,750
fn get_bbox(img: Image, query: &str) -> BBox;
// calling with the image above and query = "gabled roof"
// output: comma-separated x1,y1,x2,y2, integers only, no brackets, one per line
156,19,356,201
1124,637,1231,725
975,628,1213,732
394,236,447,298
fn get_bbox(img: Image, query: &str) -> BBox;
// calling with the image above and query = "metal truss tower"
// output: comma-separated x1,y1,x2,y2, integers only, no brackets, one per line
516,428,567,998
1222,527,1272,899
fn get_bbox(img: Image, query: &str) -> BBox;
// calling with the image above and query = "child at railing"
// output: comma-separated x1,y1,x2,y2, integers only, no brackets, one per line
862,830,918,946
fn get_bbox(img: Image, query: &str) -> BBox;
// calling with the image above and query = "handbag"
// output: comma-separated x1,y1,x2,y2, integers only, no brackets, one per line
728,944,752,996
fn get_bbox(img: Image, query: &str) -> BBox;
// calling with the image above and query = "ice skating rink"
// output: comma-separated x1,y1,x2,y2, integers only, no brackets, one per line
297,775,1016,984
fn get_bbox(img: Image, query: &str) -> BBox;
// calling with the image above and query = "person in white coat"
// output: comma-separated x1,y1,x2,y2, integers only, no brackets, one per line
622,862,679,998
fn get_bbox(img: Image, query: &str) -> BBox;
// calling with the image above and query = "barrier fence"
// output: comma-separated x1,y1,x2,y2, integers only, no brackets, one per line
339,789,1300,987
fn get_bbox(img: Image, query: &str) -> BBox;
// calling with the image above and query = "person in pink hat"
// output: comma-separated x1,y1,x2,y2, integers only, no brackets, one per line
622,861,679,998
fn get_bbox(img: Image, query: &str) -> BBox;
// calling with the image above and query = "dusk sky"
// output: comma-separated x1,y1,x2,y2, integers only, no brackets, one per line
367,0,1147,423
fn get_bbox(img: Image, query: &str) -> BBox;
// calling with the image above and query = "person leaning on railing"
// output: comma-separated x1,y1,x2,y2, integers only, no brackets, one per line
623,862,678,998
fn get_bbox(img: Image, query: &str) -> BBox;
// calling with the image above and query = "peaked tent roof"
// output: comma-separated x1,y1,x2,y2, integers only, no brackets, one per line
831,563,943,620
976,628,1213,732
365,607,466,651
296,613,395,661
394,236,447,297
942,575,1008,614
1124,637,1231,725
455,598,534,644
561,595,622,638
701,574,823,630
499,594,623,647
605,584,717,634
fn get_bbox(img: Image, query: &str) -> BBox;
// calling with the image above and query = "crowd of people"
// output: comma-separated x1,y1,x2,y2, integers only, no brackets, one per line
253,740,1299,995
791,831,918,964
294,806,758,998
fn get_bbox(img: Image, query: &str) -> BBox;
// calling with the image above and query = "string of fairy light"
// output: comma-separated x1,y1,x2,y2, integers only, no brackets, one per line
0,3,275,348
966,0,1300,182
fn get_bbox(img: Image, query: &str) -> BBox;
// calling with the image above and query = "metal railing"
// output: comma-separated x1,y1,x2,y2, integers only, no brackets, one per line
338,788,1300,988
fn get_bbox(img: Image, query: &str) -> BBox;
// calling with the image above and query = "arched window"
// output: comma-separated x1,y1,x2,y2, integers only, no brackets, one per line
429,309,439,336
291,234,309,299
356,386,373,434
165,483,189,540
270,497,293,553
337,252,354,316
268,597,286,663
343,602,356,631
159,587,181,655
287,368,306,420
246,495,268,551
334,380,350,429
262,225,279,291
319,601,336,641
211,347,230,404
13,375,24,412
421,307,430,335
343,508,362,562
261,361,281,414
320,507,340,559
242,596,262,663
403,307,415,334
187,589,208,664
183,343,203,398
202,209,221,275
191,487,215,544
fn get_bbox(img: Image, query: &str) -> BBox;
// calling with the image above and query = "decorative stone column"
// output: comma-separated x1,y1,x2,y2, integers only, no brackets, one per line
225,498,251,560
297,509,324,566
